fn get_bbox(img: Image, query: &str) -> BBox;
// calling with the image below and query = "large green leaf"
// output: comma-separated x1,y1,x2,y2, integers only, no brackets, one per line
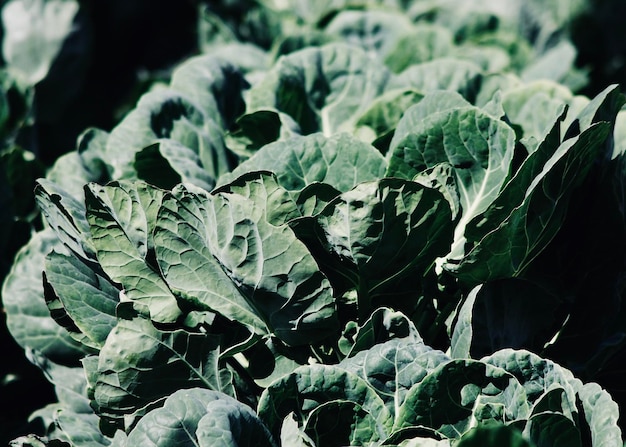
247,43,391,136
218,132,387,194
123,388,276,447
35,179,96,262
303,177,453,316
450,122,611,284
394,360,530,438
105,89,232,180
257,364,392,442
85,181,181,323
90,307,234,432
338,337,450,416
169,54,248,129
386,91,515,261
390,58,483,101
43,250,119,350
154,180,338,346
2,229,85,362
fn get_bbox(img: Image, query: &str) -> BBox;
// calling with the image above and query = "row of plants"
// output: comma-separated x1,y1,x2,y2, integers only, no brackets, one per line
3,0,626,446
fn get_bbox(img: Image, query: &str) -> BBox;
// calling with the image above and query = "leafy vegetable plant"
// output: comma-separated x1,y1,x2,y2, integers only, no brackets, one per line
3,1,626,446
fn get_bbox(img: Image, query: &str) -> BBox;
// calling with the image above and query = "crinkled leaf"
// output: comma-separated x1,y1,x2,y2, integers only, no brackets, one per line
92,309,234,431
85,181,181,323
257,364,392,441
339,337,450,416
576,382,622,447
105,89,232,180
450,122,611,284
247,43,391,136
155,183,338,346
123,388,275,447
170,54,248,129
219,133,387,194
481,349,578,410
394,360,530,438
308,178,453,314
43,250,119,349
154,188,268,338
387,91,516,261
2,229,85,362
324,10,414,61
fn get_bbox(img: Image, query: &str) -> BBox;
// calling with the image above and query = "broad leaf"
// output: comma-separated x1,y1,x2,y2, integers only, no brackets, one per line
247,43,391,136
124,388,276,447
2,229,85,362
43,250,118,350
218,132,387,194
387,91,515,260
155,182,338,346
91,308,234,431
85,181,181,323
394,360,530,438
450,122,611,284
304,177,453,316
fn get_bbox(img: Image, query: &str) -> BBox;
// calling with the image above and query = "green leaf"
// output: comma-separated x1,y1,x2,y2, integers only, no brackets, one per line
247,43,391,136
450,122,611,284
170,54,248,129
155,183,338,346
339,337,450,416
35,179,96,262
324,10,414,62
308,178,453,317
481,349,578,412
257,364,392,442
43,250,119,350
387,91,516,262
135,140,215,191
85,181,181,323
2,229,85,362
383,24,454,73
394,360,530,438
576,382,622,447
390,58,483,102
154,188,268,338
92,310,234,431
105,89,232,180
219,132,387,194
501,80,573,151
355,88,424,144
124,388,276,447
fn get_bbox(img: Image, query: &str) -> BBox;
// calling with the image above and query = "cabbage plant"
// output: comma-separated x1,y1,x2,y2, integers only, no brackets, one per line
3,1,626,446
